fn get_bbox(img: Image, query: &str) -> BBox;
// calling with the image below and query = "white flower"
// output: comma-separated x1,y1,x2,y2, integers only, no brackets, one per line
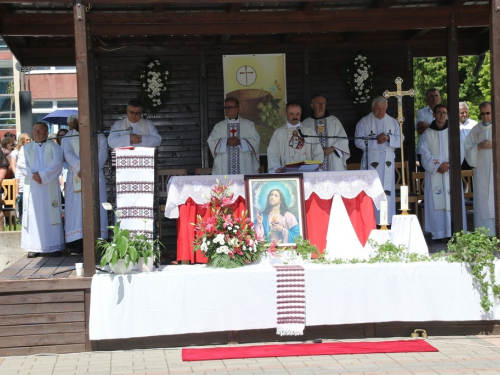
102,202,113,211
115,210,122,218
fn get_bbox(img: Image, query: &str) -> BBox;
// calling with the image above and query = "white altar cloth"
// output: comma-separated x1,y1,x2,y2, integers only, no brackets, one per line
164,171,385,219
365,215,429,257
89,262,500,341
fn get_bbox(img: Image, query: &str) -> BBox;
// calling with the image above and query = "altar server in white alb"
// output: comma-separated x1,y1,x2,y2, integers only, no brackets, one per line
62,115,109,255
207,97,260,175
267,102,323,173
302,94,349,171
108,99,162,148
420,104,467,240
355,96,402,223
18,122,65,258
464,101,495,235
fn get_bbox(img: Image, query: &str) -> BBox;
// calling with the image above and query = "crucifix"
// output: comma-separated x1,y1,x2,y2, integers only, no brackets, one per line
383,77,415,186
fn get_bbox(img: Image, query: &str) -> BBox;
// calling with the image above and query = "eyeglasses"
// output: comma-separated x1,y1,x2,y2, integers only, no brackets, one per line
434,111,448,116
480,112,491,116
224,106,238,110
127,110,142,115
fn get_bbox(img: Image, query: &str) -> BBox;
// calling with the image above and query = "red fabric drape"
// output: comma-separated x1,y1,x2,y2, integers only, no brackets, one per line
177,196,246,263
177,192,376,262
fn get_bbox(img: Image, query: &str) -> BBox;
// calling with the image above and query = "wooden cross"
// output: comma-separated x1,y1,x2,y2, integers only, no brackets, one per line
383,77,415,186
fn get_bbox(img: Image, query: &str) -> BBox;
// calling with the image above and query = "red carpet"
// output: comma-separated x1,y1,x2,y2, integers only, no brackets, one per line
182,339,438,361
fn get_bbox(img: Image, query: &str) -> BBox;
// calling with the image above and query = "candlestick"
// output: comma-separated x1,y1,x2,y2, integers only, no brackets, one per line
400,185,409,210
380,200,389,226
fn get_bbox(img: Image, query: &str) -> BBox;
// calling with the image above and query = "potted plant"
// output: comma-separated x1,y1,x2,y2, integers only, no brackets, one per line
96,203,163,274
132,234,163,272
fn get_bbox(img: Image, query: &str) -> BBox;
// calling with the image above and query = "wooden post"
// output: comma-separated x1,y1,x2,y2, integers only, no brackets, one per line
199,51,209,168
303,49,311,118
74,0,99,352
446,10,464,233
405,46,416,174
491,0,500,236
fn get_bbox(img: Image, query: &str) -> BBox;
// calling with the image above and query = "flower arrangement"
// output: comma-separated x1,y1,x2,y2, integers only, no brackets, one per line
137,57,171,115
340,54,375,107
193,179,267,268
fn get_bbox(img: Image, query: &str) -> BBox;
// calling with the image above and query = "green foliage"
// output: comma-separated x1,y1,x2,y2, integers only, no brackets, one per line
413,53,491,121
446,227,500,311
293,236,322,260
96,221,139,269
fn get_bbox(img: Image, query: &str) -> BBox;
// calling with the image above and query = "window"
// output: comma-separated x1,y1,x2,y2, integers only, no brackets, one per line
0,61,14,129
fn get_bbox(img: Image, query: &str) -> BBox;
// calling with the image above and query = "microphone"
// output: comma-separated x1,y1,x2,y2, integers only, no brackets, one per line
297,128,308,138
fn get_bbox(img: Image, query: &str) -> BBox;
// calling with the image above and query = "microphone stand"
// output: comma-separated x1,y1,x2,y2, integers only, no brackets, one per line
297,128,374,169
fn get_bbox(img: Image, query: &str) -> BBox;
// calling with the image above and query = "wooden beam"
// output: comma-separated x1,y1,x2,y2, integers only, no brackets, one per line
376,0,396,8
218,3,242,44
302,1,319,11
406,29,431,40
447,11,464,233
491,0,500,236
0,5,490,37
73,3,99,279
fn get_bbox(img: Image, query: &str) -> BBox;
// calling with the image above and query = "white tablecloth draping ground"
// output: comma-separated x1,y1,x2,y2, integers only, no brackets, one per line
365,214,429,257
89,262,500,340
164,171,385,219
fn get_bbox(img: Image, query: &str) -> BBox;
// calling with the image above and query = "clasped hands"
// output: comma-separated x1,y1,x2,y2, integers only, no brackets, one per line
130,134,143,144
376,133,390,144
478,140,492,150
227,137,241,146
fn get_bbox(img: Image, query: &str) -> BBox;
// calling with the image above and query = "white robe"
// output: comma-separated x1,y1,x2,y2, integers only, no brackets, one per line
416,106,434,154
62,130,109,242
420,125,466,239
108,118,162,148
302,114,350,171
207,117,260,175
267,123,324,172
460,118,478,141
464,122,495,235
354,113,401,223
18,141,65,253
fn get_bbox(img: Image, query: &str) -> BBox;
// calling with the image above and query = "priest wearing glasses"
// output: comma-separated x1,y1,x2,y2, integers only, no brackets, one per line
108,99,162,148
464,101,495,235
207,97,260,175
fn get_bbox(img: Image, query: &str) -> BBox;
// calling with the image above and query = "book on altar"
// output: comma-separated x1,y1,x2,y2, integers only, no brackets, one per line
280,160,321,173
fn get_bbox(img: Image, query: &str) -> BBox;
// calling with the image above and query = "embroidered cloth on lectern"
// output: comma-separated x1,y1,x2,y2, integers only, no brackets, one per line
275,265,306,336
115,147,155,239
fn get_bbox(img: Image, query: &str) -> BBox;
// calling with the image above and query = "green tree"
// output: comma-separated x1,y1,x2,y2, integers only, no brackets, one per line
413,53,491,121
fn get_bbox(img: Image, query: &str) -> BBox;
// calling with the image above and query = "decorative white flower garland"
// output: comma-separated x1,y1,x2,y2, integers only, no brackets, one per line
138,58,171,115
344,55,374,105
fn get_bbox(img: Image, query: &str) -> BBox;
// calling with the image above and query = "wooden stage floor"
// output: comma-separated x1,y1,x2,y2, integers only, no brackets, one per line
0,254,84,280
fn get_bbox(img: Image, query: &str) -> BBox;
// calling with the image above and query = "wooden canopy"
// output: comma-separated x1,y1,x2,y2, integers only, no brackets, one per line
1,0,499,278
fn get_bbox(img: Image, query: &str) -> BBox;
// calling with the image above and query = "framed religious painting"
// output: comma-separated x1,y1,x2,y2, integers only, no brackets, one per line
244,173,306,247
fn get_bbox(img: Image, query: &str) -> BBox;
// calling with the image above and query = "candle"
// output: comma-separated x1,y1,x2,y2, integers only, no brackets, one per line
380,200,389,225
400,185,409,210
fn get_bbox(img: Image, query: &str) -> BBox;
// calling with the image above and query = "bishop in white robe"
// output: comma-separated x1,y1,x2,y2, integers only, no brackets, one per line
207,98,260,175
354,97,402,223
108,99,162,148
267,103,323,173
62,124,109,246
420,104,466,240
464,102,495,235
302,95,349,171
18,122,65,255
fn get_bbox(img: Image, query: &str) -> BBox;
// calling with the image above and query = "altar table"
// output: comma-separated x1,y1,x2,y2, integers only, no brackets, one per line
89,262,500,341
165,171,386,262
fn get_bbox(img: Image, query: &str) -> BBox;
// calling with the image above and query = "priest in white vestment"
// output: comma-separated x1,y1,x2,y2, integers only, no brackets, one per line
302,94,349,171
18,122,65,257
355,96,402,223
459,102,478,140
420,104,467,240
62,115,109,255
464,101,495,235
207,97,260,175
108,99,162,148
267,102,323,173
